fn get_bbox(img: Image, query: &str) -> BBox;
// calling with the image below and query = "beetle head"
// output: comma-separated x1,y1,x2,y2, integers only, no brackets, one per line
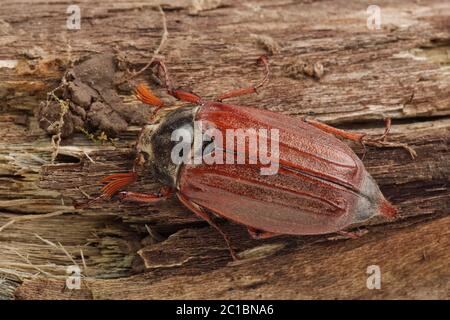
134,124,157,169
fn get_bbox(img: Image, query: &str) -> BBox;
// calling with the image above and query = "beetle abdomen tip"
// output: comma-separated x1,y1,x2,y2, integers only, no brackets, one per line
379,199,397,218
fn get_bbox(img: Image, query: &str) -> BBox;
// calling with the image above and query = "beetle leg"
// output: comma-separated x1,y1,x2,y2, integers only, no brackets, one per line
74,194,108,209
337,230,360,239
214,55,270,102
118,186,172,203
304,118,366,141
361,118,417,159
150,59,203,105
304,118,416,159
176,192,239,260
337,229,369,239
247,226,279,239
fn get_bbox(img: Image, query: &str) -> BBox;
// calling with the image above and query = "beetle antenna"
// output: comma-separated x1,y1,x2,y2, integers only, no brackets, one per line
74,172,138,209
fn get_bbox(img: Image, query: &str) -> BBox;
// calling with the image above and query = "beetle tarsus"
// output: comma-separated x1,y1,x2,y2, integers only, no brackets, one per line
214,55,270,102
337,230,367,239
361,136,417,159
361,117,416,159
118,187,173,203
73,193,107,209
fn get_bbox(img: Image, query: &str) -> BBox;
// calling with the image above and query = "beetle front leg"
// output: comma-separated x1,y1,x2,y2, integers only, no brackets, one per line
118,186,172,203
214,55,270,102
304,118,416,159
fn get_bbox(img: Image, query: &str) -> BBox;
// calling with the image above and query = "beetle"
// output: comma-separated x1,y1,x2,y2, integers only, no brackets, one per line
80,55,415,260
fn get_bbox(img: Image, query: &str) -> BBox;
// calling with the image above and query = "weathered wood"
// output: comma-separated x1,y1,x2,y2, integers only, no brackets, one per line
14,216,450,300
0,0,449,299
